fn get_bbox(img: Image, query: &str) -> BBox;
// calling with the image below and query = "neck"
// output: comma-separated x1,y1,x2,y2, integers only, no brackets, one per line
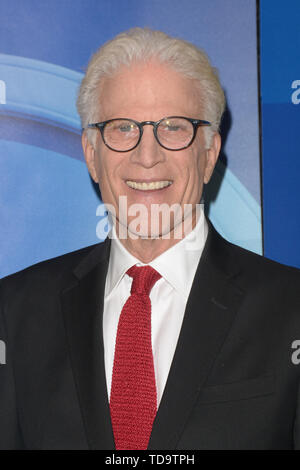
113,208,200,263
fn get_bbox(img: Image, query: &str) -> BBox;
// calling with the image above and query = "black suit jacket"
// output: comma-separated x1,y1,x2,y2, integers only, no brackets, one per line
1,221,300,450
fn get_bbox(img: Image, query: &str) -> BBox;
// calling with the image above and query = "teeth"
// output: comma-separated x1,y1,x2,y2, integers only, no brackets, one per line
126,180,172,190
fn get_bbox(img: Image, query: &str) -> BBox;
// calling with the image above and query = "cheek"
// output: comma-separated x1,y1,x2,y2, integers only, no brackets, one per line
95,149,113,181
186,149,204,184
184,151,206,200
93,152,111,198
96,151,124,198
93,149,103,176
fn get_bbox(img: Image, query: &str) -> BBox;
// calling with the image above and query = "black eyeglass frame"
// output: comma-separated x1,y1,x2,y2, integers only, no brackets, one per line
85,116,211,152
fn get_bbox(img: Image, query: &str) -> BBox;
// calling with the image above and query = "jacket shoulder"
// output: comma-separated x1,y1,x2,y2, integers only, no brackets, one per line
221,234,300,293
230,238,300,276
0,241,108,302
207,222,300,287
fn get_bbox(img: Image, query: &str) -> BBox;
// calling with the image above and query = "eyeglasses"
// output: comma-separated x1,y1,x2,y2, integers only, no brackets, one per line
86,116,211,152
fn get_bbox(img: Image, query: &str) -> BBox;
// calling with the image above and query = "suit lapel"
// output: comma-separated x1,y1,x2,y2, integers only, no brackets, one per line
148,223,245,450
60,237,115,450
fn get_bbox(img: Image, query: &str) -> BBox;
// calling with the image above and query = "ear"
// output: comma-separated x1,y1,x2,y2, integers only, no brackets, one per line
81,132,99,183
203,132,221,184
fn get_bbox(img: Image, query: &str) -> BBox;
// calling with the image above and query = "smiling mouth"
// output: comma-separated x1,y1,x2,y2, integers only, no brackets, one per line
126,180,173,191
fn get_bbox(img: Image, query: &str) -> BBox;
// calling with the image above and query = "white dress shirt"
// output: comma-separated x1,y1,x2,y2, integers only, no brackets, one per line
103,207,208,406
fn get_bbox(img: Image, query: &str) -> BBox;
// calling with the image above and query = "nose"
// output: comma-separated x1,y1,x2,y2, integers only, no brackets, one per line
129,124,165,168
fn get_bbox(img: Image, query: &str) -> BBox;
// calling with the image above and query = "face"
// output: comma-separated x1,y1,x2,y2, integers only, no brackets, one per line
82,61,221,240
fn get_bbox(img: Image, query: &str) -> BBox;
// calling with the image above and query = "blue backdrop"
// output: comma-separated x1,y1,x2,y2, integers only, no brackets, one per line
260,0,300,268
0,0,262,277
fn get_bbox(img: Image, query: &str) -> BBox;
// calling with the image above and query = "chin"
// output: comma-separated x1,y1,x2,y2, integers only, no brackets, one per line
129,221,183,241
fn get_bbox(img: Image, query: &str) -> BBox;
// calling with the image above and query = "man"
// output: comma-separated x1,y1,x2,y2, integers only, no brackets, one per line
1,27,300,450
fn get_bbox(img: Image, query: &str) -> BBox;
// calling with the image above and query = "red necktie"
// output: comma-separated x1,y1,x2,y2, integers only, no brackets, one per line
110,265,162,450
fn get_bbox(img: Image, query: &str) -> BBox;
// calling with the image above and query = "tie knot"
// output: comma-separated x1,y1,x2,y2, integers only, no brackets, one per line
127,265,161,296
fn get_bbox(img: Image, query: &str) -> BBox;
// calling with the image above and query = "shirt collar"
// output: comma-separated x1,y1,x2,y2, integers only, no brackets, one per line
105,206,208,301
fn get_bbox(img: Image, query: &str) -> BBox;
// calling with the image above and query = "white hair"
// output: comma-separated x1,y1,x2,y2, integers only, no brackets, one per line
77,27,225,148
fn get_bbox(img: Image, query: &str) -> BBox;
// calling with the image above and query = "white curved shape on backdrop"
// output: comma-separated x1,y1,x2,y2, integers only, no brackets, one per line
0,53,82,131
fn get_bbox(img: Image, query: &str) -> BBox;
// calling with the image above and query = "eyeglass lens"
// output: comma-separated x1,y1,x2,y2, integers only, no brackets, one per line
103,117,194,151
